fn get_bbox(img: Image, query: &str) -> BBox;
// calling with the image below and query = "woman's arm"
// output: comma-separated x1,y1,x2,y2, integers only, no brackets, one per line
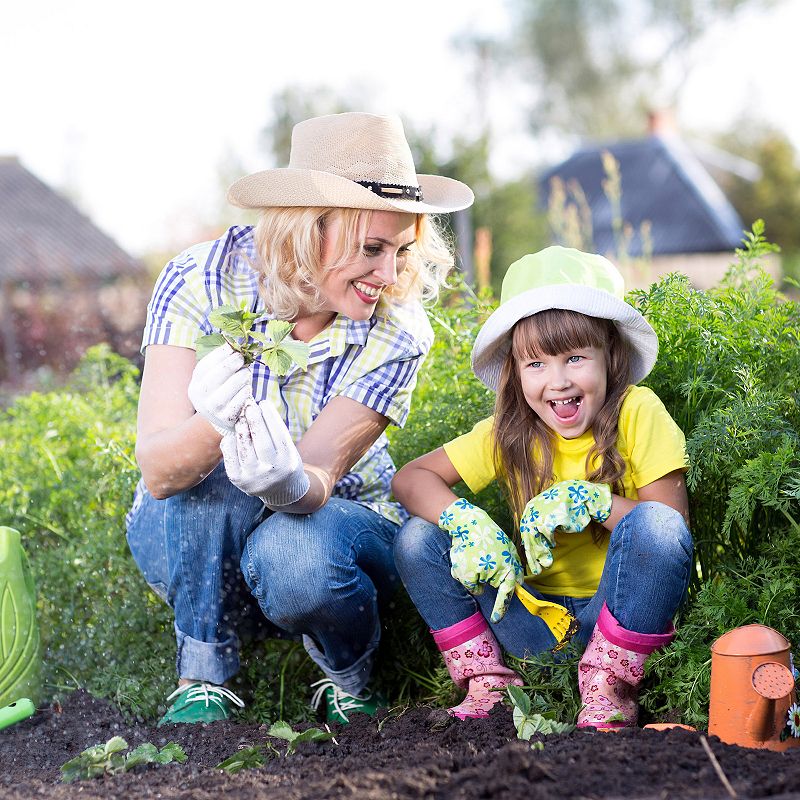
391,447,464,524
599,469,690,531
272,395,391,514
135,345,225,498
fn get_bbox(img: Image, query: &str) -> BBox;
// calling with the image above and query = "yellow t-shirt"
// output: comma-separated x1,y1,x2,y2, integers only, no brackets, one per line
442,385,688,598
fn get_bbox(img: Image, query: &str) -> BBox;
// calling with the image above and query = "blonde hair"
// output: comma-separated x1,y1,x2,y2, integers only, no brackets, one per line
492,309,631,550
248,207,454,319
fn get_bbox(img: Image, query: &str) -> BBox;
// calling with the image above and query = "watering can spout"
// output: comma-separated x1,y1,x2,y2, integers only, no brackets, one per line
745,661,795,743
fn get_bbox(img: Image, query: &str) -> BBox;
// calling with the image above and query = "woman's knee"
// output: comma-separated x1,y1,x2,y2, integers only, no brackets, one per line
242,514,355,628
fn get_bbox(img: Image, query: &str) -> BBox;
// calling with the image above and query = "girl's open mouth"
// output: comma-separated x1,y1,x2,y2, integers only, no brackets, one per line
549,396,582,421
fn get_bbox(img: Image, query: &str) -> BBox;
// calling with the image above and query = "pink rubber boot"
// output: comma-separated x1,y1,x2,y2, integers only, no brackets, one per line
432,611,523,720
577,603,675,729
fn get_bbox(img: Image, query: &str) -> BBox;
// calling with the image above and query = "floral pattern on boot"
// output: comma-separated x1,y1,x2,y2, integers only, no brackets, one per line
442,632,523,719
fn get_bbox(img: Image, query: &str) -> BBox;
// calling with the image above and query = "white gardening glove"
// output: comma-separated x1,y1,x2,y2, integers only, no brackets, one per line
187,343,253,435
220,397,310,508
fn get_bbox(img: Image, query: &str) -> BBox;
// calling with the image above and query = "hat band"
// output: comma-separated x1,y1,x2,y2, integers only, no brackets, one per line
355,180,423,202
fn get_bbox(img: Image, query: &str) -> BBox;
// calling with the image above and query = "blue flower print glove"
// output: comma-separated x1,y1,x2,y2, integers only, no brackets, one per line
438,498,524,623
519,480,612,575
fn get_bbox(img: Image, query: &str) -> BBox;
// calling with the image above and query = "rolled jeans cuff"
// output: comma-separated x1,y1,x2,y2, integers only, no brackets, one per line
302,619,381,697
175,624,240,685
263,471,311,509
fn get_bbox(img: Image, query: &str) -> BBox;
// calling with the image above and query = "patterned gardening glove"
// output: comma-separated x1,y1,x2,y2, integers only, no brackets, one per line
438,498,524,623
519,480,612,575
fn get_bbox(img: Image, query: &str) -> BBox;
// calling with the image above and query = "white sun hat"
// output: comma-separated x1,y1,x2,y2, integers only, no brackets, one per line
472,246,659,391
227,112,474,214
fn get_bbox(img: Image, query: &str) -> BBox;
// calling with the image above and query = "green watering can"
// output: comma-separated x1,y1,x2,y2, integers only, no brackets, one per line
0,526,41,709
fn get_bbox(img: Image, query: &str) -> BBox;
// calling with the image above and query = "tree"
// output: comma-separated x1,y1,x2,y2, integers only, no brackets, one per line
506,0,775,138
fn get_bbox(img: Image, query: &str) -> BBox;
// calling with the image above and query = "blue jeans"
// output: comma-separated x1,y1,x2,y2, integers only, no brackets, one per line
126,463,400,695
394,502,693,658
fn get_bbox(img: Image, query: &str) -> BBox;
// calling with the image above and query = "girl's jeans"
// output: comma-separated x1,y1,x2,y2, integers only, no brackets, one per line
394,502,693,656
126,463,400,695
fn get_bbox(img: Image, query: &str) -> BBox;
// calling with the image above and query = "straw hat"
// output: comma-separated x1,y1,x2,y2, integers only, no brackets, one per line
472,246,659,390
227,112,474,214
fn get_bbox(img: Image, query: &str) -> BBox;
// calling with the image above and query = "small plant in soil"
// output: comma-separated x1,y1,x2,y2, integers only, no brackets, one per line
216,745,274,773
195,304,309,375
506,685,575,744
267,721,336,755
60,736,186,783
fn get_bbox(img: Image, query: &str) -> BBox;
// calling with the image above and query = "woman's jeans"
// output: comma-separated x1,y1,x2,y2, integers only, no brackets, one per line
394,502,693,658
126,463,400,695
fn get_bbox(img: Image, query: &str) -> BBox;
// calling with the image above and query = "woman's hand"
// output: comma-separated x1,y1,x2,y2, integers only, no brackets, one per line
220,398,310,508
519,480,612,574
187,344,253,434
438,498,523,623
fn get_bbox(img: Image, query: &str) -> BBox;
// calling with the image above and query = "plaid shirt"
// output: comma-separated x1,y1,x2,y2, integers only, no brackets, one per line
133,225,433,525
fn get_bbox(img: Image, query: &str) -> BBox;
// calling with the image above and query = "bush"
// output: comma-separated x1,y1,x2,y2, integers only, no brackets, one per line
4,223,799,726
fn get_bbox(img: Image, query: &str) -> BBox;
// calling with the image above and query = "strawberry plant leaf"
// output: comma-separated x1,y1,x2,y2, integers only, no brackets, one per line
216,745,266,773
265,319,294,345
195,333,226,361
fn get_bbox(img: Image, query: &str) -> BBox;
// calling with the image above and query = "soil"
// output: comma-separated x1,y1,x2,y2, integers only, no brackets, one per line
2,691,800,799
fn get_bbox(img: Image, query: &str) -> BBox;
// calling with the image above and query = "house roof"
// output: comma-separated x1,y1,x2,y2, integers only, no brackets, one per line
539,135,745,256
0,157,145,283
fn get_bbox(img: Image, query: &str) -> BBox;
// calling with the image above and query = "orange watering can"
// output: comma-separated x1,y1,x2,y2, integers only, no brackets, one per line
708,624,799,751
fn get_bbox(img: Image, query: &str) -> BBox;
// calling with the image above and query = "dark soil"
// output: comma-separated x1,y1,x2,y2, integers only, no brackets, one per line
2,691,800,799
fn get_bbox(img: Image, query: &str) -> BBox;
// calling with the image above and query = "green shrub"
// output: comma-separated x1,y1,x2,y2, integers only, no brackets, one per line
3,223,799,726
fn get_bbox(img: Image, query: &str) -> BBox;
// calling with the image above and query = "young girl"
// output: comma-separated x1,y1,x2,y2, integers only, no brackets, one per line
392,246,693,727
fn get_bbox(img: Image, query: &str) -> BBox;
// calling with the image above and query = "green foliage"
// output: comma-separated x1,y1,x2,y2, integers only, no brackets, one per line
216,745,270,773
267,720,335,755
196,305,308,374
506,684,575,740
60,736,185,782
631,222,800,584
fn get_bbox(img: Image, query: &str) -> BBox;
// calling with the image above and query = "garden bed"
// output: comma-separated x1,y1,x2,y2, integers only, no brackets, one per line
2,690,800,799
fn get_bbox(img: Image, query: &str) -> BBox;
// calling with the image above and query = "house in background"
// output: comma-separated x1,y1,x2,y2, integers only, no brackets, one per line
538,113,779,290
0,157,149,385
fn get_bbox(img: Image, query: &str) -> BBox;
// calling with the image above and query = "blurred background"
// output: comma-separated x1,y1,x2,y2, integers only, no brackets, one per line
2,0,799,386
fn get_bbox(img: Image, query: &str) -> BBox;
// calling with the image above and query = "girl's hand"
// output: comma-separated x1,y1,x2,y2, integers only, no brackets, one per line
220,398,310,508
438,498,524,622
519,480,612,574
187,343,253,434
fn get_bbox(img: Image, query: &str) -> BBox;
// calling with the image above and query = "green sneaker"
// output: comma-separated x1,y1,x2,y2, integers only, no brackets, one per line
157,682,244,726
310,679,385,724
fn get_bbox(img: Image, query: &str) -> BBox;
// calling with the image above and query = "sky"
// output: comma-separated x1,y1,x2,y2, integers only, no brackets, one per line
2,0,799,258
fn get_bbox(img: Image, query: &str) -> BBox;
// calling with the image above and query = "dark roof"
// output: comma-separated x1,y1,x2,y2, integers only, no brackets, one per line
0,157,145,283
539,135,744,256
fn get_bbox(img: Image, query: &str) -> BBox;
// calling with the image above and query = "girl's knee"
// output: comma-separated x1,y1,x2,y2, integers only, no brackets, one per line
393,516,445,572
624,501,693,561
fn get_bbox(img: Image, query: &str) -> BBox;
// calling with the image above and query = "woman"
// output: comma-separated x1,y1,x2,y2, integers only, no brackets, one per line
126,112,473,725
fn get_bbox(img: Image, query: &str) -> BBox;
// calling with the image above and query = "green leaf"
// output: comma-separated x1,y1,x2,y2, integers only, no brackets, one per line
267,720,297,742
104,736,129,755
265,319,295,345
195,333,226,361
259,348,294,376
216,746,266,773
156,742,187,764
506,684,531,715
124,743,159,769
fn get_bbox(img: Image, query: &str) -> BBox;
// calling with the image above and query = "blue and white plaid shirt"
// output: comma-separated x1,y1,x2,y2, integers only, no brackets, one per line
132,225,433,525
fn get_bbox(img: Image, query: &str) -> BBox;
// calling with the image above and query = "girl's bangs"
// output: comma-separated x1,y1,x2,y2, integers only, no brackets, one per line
511,309,610,360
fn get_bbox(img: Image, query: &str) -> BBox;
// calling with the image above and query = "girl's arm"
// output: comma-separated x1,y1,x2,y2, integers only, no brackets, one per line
599,469,690,531
392,447,464,523
135,345,226,498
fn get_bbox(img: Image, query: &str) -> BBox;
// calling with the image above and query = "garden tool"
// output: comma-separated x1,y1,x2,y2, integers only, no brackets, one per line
0,697,35,731
514,583,579,651
708,624,800,751
432,611,523,719
576,603,674,729
0,527,41,708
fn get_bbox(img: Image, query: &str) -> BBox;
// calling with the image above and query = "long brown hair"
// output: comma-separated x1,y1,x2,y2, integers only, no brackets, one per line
492,309,631,547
